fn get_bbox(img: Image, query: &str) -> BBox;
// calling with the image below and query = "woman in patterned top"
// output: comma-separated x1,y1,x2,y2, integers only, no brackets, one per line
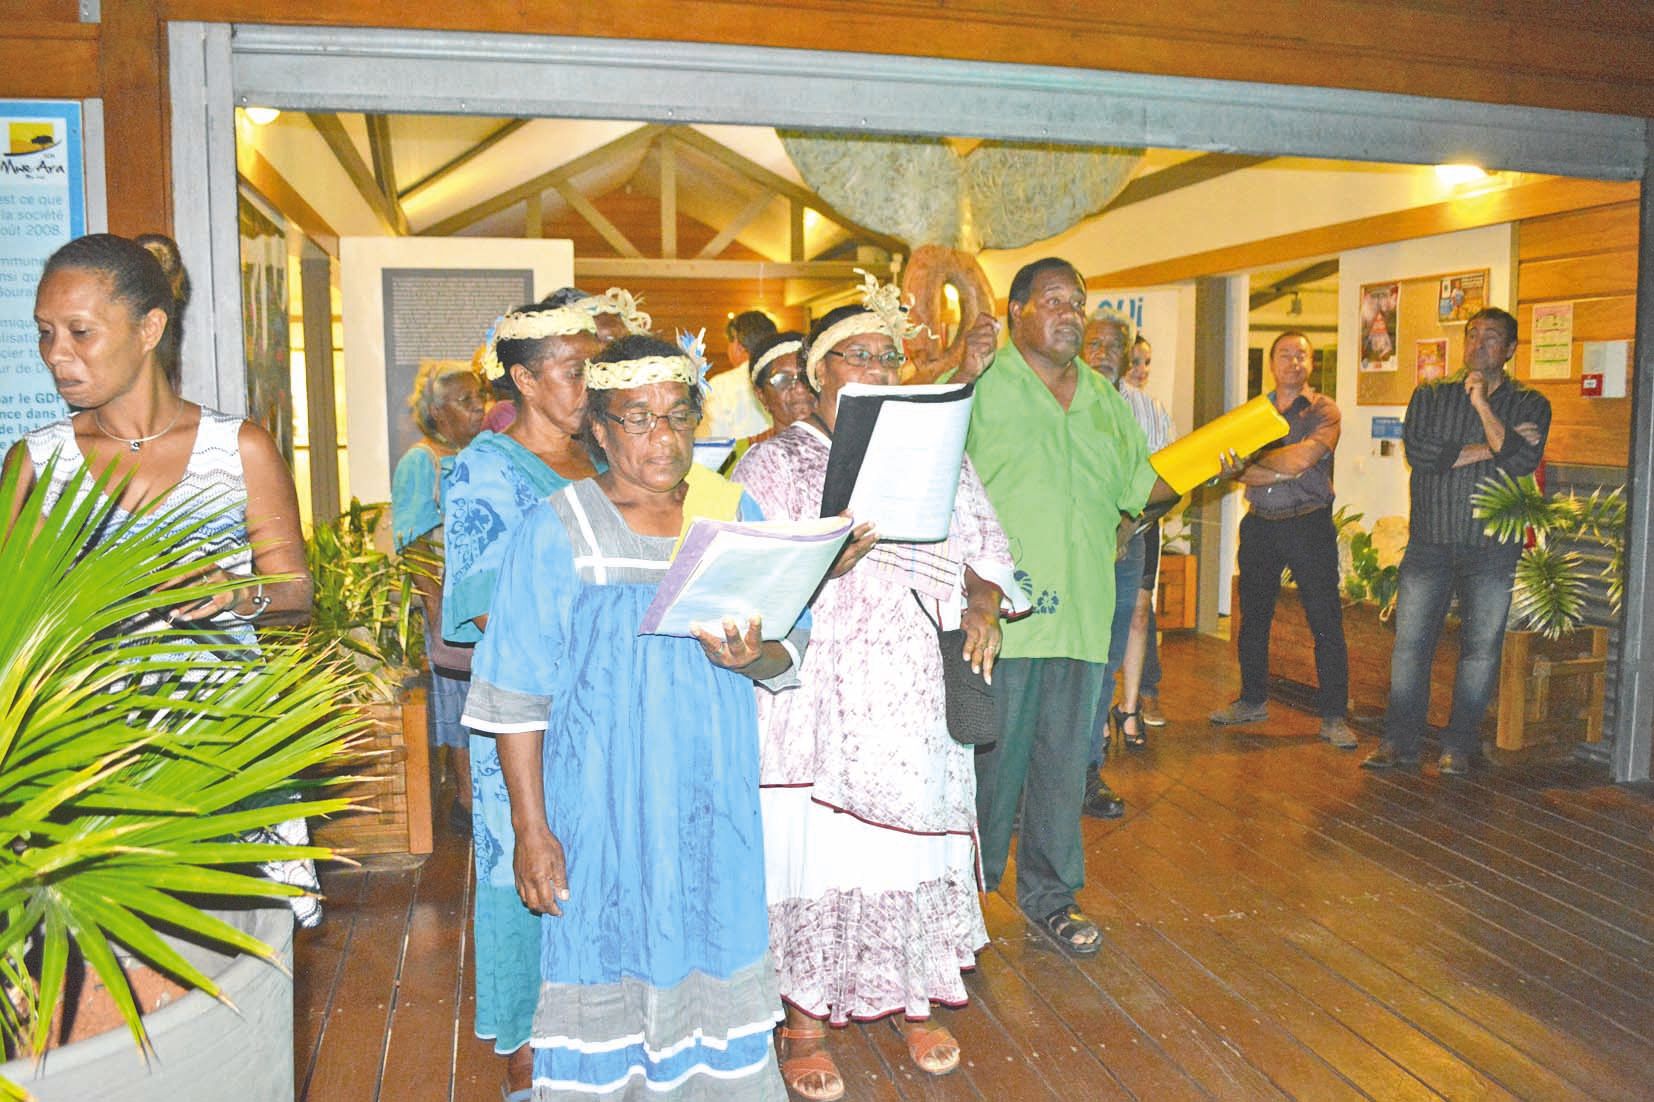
5,232,318,921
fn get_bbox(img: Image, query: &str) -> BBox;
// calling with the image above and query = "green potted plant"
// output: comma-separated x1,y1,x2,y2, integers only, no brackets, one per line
0,462,360,1101
291,500,436,855
1469,471,1620,754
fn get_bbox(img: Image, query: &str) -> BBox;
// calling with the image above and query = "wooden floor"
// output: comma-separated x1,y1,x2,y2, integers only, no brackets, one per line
294,633,1654,1101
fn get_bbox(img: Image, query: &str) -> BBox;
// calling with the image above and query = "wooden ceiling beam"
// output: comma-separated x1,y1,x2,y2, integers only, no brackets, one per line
398,118,528,203
671,127,906,255
552,180,642,258
574,259,892,281
1248,258,1340,310
308,111,406,235
696,189,774,260
420,123,666,236
1105,152,1274,213
659,133,678,259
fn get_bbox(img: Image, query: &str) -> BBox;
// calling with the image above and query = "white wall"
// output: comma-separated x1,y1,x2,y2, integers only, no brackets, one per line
1332,223,1514,527
340,237,575,503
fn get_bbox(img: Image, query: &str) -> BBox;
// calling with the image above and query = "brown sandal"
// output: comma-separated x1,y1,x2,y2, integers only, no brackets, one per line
904,1023,961,1076
778,1025,844,1102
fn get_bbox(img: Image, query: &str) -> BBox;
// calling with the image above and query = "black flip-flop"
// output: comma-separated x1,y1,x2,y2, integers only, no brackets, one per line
1039,905,1102,956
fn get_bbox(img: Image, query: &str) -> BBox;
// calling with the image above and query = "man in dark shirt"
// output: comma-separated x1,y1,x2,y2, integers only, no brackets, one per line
1364,307,1550,775
1211,331,1353,747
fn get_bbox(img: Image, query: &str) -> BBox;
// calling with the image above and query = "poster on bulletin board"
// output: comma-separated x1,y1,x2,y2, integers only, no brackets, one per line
1357,267,1489,405
0,100,85,450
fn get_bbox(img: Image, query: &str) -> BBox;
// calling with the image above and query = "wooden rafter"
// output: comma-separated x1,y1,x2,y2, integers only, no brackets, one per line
365,114,399,202
574,258,891,281
670,127,905,255
398,118,528,203
697,189,774,260
552,179,642,258
420,124,666,236
1249,259,1340,310
308,111,407,235
1103,152,1273,214
659,133,678,259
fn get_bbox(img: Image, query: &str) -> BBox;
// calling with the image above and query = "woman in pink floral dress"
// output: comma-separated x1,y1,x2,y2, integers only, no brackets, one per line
732,287,1022,1102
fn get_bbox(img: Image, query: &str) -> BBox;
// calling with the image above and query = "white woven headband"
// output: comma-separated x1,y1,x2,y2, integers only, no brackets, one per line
750,339,803,383
481,307,596,380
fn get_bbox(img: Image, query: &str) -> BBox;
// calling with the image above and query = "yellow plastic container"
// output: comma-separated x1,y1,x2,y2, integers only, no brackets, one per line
1150,395,1291,494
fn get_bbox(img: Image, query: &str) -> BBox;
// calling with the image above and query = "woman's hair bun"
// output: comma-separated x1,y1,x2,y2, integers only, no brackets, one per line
135,233,190,310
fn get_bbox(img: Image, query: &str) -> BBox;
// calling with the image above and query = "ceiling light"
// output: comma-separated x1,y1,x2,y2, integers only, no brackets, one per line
243,107,281,126
1435,163,1489,186
1288,292,1303,316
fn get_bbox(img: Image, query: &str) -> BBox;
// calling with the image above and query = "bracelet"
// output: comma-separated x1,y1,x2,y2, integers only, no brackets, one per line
224,579,271,622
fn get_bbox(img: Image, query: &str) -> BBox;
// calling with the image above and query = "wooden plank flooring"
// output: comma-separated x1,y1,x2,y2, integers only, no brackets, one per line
294,633,1654,1100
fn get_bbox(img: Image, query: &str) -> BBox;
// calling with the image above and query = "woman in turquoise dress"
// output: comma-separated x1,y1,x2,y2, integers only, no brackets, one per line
441,302,602,1099
463,335,805,1100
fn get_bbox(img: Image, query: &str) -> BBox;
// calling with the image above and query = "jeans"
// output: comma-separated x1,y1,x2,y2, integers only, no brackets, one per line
977,658,1108,920
1091,531,1145,764
1236,507,1348,718
1384,541,1520,757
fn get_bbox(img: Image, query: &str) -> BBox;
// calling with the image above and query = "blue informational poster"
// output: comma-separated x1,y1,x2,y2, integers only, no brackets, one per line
0,100,85,449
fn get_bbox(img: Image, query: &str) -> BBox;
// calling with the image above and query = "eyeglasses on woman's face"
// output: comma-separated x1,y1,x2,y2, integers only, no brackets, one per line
604,407,702,435
762,370,809,392
826,348,905,369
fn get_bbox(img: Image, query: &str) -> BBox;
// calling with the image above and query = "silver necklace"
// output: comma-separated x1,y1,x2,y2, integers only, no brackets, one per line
92,399,183,453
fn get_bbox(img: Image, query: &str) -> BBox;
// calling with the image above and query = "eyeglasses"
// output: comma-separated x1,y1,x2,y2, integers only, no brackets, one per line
826,348,905,369
762,371,809,392
603,408,702,435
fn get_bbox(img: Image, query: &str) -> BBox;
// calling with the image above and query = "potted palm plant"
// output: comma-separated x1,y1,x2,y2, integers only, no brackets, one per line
294,500,435,855
0,462,361,1101
1471,471,1621,754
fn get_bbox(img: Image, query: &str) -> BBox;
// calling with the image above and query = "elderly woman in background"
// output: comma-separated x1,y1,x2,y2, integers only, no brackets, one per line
463,334,804,1099
441,302,601,1100
733,283,1022,1101
391,358,485,829
746,329,815,441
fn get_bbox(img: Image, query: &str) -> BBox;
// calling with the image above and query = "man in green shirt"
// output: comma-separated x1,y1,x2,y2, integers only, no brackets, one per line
953,258,1180,955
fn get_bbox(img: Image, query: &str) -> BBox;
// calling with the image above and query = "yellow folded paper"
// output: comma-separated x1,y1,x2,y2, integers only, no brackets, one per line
1150,394,1290,494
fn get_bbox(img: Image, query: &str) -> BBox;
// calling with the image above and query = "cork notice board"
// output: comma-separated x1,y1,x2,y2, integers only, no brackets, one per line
1356,269,1488,405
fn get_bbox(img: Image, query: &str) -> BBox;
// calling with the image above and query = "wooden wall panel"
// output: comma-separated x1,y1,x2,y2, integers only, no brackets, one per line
1513,201,1639,468
1518,202,1642,262
100,0,169,236
0,23,99,98
1517,250,1640,303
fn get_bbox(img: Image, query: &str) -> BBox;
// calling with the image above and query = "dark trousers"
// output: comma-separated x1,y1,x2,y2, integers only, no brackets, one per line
1236,507,1349,718
1384,541,1520,757
977,657,1107,920
1091,531,1145,764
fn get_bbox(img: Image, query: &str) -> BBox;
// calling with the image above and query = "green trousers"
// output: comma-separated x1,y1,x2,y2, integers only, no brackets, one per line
974,657,1108,920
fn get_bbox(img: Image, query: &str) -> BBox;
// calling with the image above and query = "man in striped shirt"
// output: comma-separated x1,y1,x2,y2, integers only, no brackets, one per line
1363,307,1550,775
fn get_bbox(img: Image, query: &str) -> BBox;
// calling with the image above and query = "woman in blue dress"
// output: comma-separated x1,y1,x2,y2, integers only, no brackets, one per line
441,301,603,1099
463,335,805,1100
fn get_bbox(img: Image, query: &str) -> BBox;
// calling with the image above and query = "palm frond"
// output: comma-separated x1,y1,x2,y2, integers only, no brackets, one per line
1509,546,1591,639
1,460,359,1084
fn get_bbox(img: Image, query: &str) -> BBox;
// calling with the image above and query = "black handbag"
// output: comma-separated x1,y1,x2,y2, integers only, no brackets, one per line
913,592,1001,747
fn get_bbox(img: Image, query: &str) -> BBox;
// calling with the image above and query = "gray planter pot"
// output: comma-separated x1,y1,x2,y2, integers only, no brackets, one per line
1,907,294,1102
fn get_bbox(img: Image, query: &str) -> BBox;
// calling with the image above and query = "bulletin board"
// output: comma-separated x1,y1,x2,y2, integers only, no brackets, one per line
1355,268,1488,405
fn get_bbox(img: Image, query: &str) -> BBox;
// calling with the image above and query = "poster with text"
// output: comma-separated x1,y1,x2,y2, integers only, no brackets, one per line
381,268,532,471
0,101,84,449
1415,338,1448,384
1530,301,1574,380
1359,281,1399,373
